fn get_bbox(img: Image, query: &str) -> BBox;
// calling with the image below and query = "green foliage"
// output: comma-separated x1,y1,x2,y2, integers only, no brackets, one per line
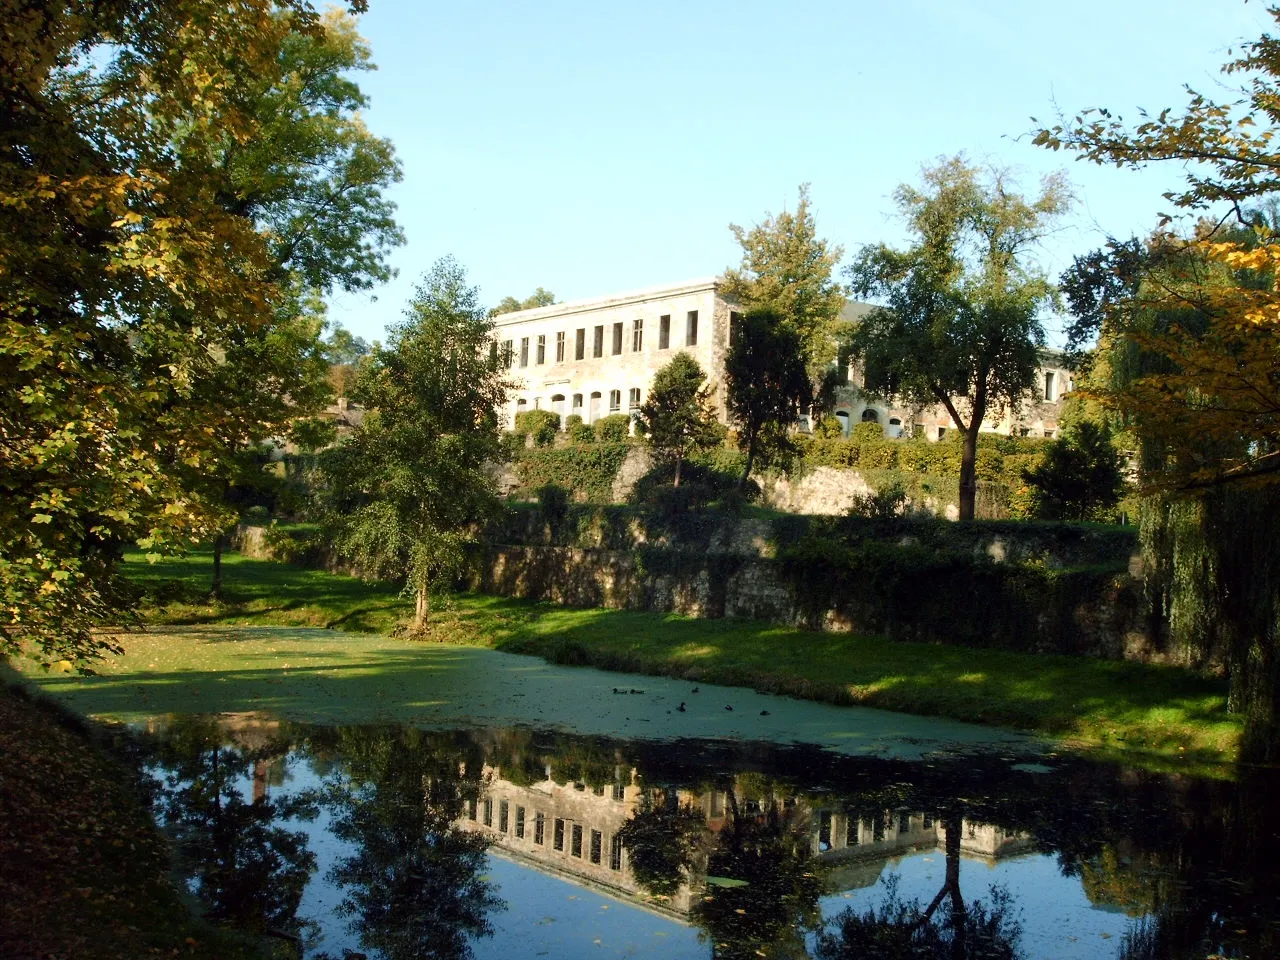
564,414,594,444
318,257,506,629
491,287,556,316
510,443,632,503
593,413,633,443
1024,422,1127,522
846,156,1069,520
534,484,570,533
634,353,722,485
846,481,907,521
725,307,813,482
722,184,848,372
0,2,398,668
513,409,561,447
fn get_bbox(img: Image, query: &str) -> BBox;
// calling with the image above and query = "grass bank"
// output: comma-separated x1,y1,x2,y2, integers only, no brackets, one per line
0,680,269,959
118,548,1238,768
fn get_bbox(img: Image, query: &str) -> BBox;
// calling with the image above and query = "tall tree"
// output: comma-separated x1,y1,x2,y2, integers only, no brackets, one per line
634,353,721,487
320,257,508,632
845,157,1070,521
1022,421,1127,522
723,308,813,487
1037,11,1280,762
722,184,847,375
0,0,389,668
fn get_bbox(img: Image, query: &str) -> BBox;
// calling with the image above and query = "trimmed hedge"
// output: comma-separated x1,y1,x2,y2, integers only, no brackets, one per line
511,442,632,502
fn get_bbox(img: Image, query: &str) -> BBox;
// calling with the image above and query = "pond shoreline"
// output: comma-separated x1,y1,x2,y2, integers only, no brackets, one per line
107,548,1240,772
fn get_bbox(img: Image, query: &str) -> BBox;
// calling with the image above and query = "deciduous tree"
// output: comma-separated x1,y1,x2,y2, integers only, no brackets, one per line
722,184,847,376
319,258,508,632
634,353,721,487
491,287,557,316
723,308,812,487
845,157,1070,521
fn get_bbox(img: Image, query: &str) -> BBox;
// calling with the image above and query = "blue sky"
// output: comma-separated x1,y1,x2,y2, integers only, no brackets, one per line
327,1,1271,345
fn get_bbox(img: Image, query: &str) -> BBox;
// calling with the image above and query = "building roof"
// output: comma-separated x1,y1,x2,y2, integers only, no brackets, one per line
491,276,723,327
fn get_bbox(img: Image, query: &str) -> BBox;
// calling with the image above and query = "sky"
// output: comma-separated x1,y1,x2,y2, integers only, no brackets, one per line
326,1,1273,346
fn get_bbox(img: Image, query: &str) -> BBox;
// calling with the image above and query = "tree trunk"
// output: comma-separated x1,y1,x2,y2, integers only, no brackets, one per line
414,582,429,631
740,432,757,490
1233,630,1280,764
674,455,682,488
958,423,979,521
212,533,225,598
944,811,966,959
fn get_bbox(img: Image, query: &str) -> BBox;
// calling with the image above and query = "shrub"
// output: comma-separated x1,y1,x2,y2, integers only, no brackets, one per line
242,505,270,525
535,484,570,531
593,413,632,442
514,409,561,447
512,443,632,502
564,414,594,444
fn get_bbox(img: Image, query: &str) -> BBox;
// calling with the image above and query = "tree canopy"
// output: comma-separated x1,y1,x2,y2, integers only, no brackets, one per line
491,287,557,316
634,353,721,487
722,184,847,374
846,156,1070,521
0,0,395,668
319,258,508,632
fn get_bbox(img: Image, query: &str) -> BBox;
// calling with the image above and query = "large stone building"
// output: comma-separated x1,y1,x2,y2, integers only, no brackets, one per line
492,276,1073,440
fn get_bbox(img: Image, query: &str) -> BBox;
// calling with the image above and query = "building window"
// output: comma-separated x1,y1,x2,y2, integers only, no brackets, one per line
873,813,885,842
628,387,640,411
572,393,583,412
519,337,529,368
819,812,833,850
534,335,544,365
923,813,934,830
515,806,526,838
861,408,879,423
609,389,621,413
686,310,698,346
898,811,910,834
936,426,947,439
632,317,643,352
502,340,514,369
589,829,602,864
659,314,670,349
592,785,605,797
467,798,477,821
846,817,859,846
575,328,586,361
611,322,623,356
1044,371,1056,402
611,783,624,801
555,331,565,362
571,824,583,858
593,325,604,358
609,834,624,870
553,818,565,851
499,800,509,832
534,812,546,845
483,799,493,827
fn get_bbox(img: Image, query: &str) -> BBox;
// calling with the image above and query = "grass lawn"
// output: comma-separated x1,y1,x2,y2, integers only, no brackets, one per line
109,548,1241,768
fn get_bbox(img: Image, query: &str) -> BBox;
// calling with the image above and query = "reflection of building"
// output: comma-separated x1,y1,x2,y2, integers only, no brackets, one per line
459,765,1032,915
812,807,1034,892
494,279,1072,439
457,765,698,918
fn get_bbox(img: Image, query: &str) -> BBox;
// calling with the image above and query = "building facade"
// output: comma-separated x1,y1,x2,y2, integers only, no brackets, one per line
493,277,1072,440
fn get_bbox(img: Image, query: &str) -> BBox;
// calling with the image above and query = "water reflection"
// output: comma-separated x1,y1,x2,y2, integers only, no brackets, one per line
135,717,1280,959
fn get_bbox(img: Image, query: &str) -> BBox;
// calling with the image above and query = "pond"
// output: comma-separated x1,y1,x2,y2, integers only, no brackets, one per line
128,713,1279,960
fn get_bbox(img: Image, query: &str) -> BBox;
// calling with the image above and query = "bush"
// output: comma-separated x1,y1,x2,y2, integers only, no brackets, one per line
846,481,907,520
535,484,570,531
629,459,754,509
242,505,270,525
593,413,632,443
565,414,594,444
514,409,561,447
512,443,632,502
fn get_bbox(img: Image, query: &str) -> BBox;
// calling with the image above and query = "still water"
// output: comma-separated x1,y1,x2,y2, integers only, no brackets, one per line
130,716,1279,959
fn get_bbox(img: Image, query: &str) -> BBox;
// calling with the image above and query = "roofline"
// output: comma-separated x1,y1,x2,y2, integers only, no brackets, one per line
491,276,724,326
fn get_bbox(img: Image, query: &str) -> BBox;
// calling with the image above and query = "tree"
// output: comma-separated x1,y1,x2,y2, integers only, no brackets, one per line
723,308,812,487
1022,421,1127,522
491,287,557,316
0,0,380,669
634,353,721,487
845,157,1070,521
319,257,507,632
324,323,372,366
722,184,847,376
1037,12,1280,762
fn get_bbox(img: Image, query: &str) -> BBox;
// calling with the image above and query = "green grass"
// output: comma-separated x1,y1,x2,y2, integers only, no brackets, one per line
116,548,1241,768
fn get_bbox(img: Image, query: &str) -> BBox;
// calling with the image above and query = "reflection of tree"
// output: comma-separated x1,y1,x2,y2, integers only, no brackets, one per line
616,788,710,899
321,726,503,960
691,792,824,960
147,716,318,944
815,874,1023,960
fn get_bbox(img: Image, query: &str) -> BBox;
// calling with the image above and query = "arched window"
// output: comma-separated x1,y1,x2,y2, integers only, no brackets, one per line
835,411,850,436
861,408,880,423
